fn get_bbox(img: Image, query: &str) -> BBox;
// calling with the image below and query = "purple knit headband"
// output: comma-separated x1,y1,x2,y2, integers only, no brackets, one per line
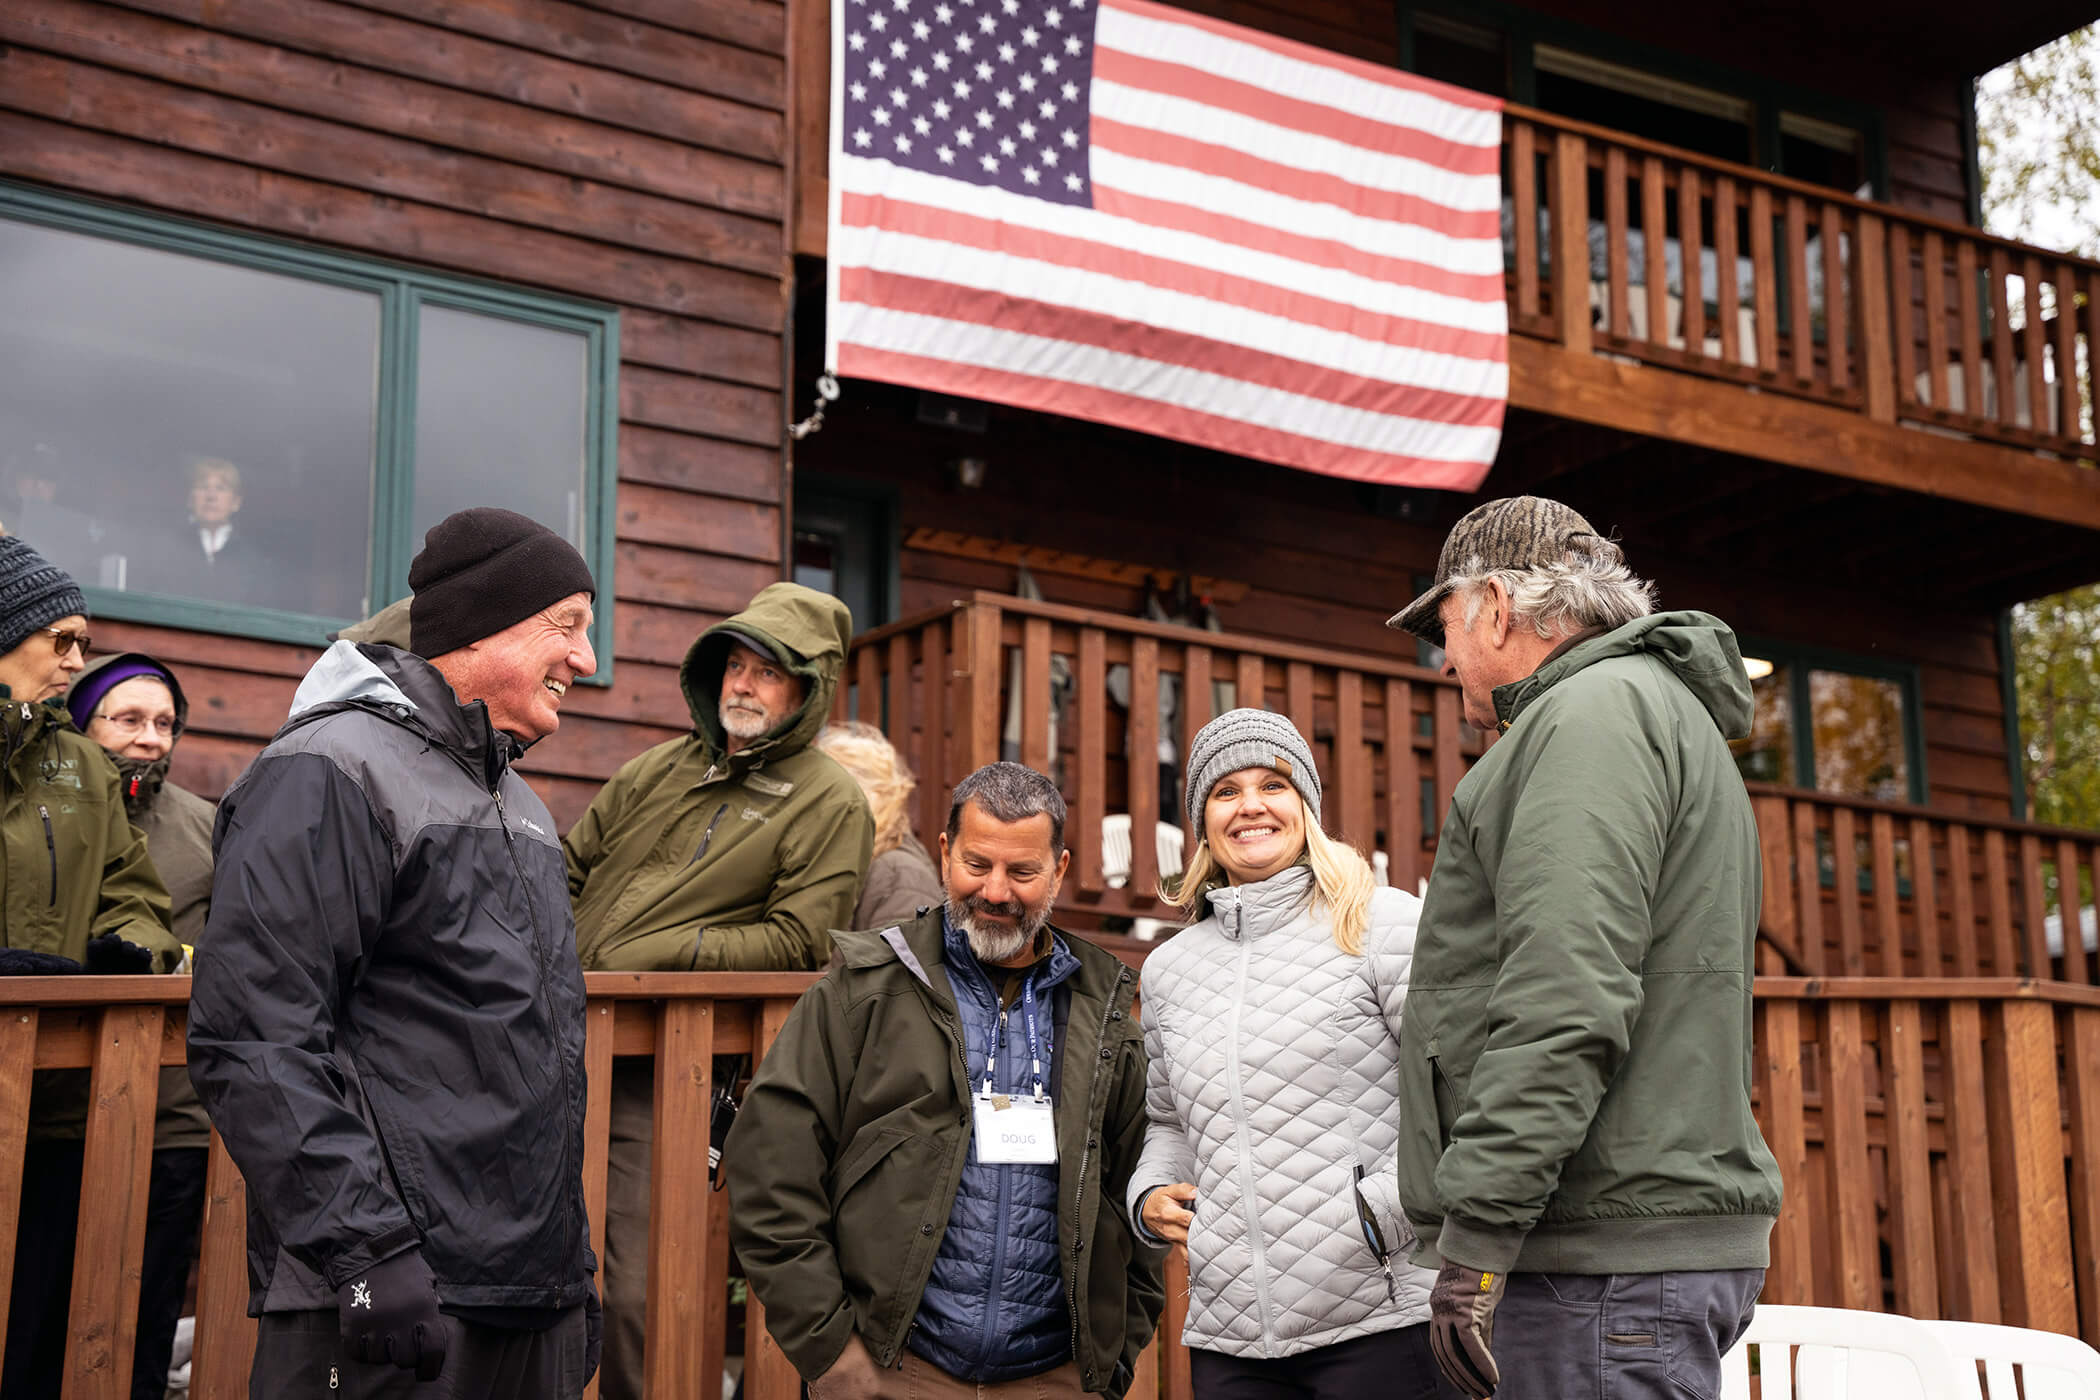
65,660,174,733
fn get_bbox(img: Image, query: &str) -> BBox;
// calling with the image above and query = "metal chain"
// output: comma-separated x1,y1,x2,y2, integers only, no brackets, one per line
788,372,841,440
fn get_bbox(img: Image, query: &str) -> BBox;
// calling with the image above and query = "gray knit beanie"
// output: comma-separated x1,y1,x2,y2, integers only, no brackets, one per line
1184,708,1322,833
0,536,88,660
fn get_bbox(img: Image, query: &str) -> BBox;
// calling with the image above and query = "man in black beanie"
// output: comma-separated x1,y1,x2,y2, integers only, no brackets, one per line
190,507,603,1398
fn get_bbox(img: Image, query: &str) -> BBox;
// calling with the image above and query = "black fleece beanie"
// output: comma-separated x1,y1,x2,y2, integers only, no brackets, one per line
407,508,596,659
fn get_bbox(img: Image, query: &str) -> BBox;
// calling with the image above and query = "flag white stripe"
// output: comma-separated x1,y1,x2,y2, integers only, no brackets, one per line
835,303,1505,460
1092,79,1501,215
832,224,1509,394
834,156,1509,327
1088,147,1506,276
1095,4,1503,150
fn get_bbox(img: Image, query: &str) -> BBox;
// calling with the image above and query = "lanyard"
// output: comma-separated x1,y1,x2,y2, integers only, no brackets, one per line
979,972,1049,1101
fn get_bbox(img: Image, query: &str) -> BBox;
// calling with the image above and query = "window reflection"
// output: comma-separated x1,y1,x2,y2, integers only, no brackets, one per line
0,219,379,617
1731,661,1795,786
1809,669,1908,802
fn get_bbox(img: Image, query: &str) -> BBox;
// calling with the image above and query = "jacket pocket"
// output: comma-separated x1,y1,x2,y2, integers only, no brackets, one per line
833,1126,943,1333
832,1124,913,1201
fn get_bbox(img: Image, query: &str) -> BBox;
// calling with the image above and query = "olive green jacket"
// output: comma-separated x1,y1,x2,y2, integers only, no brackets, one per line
565,584,873,971
725,907,1164,1398
1395,612,1783,1276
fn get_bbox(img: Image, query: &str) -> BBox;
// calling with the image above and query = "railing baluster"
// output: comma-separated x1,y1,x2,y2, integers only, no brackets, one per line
192,1130,257,1399
1021,617,1052,774
2022,255,2048,440
1180,645,1213,840
2019,833,2053,979
1551,133,1592,354
855,643,880,727
2054,265,2080,447
2086,268,2100,446
582,1001,615,1400
1984,829,2016,976
1889,221,1917,409
66,1003,164,1400
1758,999,1813,1304
1284,662,1315,753
1958,240,1985,422
1832,806,1864,975
1678,164,1703,353
1129,637,1161,904
1989,247,2016,431
1431,688,1463,836
1750,184,1778,373
1785,195,1813,386
1334,671,1369,856
1984,1001,2078,1332
1753,796,1804,974
1943,999,2001,1322
1922,229,1949,409
1948,823,1979,978
1236,654,1265,714
2089,841,2100,984
886,633,911,751
745,1000,805,1400
1511,120,1539,323
1384,679,1420,890
920,619,950,846
1642,155,1668,349
1604,145,1630,339
1792,800,1827,974
1824,1001,1876,1310
1870,812,1900,975
1076,628,1107,895
1823,202,1849,392
1882,999,1939,1317
2057,839,2089,985
1909,817,1942,977
0,1009,32,1342
646,1001,716,1399
1714,176,1741,366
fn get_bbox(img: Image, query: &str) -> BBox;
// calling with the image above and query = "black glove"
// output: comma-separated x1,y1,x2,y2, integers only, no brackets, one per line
83,932,153,974
338,1247,447,1381
0,948,83,976
584,1280,603,1382
1428,1259,1506,1399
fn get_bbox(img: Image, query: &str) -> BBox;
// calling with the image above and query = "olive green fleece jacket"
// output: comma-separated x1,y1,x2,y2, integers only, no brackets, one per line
565,583,874,971
724,907,1164,1399
1394,611,1783,1276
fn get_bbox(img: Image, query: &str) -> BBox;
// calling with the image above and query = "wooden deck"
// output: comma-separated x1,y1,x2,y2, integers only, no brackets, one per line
3,971,2095,1399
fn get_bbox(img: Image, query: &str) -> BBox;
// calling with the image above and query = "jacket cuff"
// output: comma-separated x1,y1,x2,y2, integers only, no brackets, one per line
1436,1214,1528,1275
785,1302,860,1383
1130,1186,1169,1246
324,1223,423,1291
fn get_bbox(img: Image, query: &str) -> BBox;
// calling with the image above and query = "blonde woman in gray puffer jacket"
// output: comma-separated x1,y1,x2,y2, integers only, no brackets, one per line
1129,710,1451,1400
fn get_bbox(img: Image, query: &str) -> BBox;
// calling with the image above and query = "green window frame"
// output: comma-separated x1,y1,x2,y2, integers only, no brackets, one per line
1734,637,1929,805
0,181,620,680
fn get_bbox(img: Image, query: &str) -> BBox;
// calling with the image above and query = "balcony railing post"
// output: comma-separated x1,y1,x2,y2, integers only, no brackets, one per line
1983,1000,2079,1332
1855,213,1897,421
955,600,1004,774
645,1000,717,1397
1550,132,1591,355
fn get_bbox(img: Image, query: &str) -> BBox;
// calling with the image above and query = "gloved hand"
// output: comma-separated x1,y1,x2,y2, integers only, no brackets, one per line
338,1247,447,1381
83,932,153,974
1428,1258,1506,1399
0,948,83,976
584,1280,603,1382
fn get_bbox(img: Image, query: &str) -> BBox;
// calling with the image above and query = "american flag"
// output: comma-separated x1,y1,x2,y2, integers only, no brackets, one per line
824,0,1508,487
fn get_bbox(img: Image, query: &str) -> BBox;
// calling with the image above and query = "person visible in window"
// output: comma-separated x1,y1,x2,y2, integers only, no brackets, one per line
1130,708,1452,1400
151,458,270,605
816,720,944,930
564,582,874,1400
66,652,217,1400
1384,497,1781,1400
727,763,1165,1400
187,508,603,1397
0,536,179,1397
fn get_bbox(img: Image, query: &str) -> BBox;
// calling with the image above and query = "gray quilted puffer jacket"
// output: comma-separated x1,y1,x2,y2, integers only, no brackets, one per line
1127,866,1436,1358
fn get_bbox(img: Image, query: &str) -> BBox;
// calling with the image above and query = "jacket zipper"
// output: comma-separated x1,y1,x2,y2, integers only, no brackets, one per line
1065,971,1127,1378
493,786,582,1282
1223,932,1280,1355
691,804,730,864
39,804,56,906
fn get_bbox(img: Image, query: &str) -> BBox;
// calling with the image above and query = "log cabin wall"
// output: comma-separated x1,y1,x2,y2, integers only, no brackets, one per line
0,0,794,829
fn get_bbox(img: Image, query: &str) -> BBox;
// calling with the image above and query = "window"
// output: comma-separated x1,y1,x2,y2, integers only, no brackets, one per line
792,476,899,633
1732,645,1925,803
0,183,618,668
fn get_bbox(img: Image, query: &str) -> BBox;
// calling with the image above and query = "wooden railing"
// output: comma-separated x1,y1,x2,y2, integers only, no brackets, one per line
5,975,2094,1400
1504,107,2099,459
1749,787,2100,985
833,592,1482,920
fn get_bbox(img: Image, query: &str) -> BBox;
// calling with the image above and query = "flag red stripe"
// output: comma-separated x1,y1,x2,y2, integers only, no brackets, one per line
1091,184,1504,302
837,343,1498,485
1101,0,1504,113
1091,46,1500,180
838,192,1508,363
1091,116,1500,241
839,267,1506,427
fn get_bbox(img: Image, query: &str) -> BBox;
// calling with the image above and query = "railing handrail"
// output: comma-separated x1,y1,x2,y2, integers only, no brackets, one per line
1745,780,2100,847
1505,103,2100,279
1755,975,2100,1007
0,971,828,1007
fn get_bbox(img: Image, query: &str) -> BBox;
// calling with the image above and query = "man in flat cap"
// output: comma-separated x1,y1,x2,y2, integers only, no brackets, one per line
190,508,603,1397
1384,497,1781,1400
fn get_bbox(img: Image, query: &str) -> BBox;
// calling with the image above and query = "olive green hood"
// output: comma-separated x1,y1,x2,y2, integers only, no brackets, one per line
679,583,853,763
1494,610,1754,740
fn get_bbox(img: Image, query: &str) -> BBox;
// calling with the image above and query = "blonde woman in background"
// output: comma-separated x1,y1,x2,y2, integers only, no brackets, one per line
816,721,945,929
1128,709,1452,1400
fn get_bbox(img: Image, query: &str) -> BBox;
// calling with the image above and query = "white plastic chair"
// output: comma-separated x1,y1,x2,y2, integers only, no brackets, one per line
1927,1319,2100,1400
1721,1304,1968,1400
1099,815,1186,891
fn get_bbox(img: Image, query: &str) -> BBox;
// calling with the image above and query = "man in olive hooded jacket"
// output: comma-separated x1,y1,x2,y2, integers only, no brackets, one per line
1385,498,1782,1400
565,581,874,1400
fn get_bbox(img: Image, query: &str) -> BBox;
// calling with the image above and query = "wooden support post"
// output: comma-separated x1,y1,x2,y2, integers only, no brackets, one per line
1551,133,1591,354
645,1000,717,1397
191,1131,257,1400
1021,617,1052,774
1821,1001,1876,1311
1881,999,1938,1317
1511,121,1538,323
582,1000,615,1400
960,602,1003,773
1758,1000,1813,1304
1983,1000,2076,1332
745,1000,805,1400
1941,1000,2000,1321
0,1009,34,1340
64,1004,163,1400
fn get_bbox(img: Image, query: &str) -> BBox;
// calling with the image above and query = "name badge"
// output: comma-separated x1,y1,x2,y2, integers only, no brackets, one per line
972,1093,1058,1164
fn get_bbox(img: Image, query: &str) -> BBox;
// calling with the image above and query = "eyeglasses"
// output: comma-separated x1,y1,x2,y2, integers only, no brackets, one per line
91,709,178,740
42,626,91,659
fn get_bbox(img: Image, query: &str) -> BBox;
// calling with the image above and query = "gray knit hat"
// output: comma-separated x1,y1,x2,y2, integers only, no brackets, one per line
1184,708,1321,833
1387,495,1609,644
0,536,88,659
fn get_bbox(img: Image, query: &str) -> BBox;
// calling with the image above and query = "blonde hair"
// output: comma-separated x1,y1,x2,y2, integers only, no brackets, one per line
189,457,242,492
815,721,917,856
1167,785,1377,955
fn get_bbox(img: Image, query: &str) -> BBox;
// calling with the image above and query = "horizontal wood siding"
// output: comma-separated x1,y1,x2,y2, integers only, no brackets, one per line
1,0,792,830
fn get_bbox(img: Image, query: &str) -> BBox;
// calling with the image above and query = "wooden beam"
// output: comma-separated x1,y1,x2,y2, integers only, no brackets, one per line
1508,336,2100,531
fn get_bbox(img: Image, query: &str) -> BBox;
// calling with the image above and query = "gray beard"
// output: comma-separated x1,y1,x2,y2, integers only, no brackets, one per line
947,896,1045,964
720,703,770,742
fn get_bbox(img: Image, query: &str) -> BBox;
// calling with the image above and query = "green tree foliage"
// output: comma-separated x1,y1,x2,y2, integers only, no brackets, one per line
1978,28,2100,834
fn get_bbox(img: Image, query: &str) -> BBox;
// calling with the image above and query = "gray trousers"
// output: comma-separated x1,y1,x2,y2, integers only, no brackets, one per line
1488,1270,1762,1400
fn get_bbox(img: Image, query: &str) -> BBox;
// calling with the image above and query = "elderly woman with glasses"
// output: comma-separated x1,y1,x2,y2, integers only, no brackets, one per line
68,650,218,1400
0,536,178,1396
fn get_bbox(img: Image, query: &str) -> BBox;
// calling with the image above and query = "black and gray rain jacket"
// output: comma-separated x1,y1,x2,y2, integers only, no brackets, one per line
188,641,594,1315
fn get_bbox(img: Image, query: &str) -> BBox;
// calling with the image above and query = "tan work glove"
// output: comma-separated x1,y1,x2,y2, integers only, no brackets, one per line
1428,1259,1507,1398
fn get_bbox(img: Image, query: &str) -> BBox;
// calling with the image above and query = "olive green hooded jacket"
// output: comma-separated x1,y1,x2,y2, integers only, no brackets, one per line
565,584,874,971
725,907,1164,1398
1394,611,1783,1276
